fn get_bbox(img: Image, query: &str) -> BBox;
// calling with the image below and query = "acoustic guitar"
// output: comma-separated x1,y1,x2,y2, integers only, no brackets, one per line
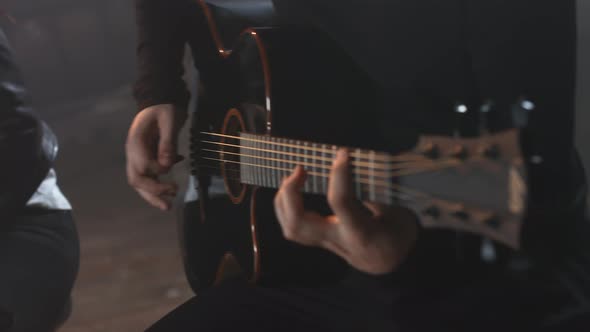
187,0,532,291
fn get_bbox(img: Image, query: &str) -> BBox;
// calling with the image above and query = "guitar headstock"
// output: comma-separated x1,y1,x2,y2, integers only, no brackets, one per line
391,96,532,252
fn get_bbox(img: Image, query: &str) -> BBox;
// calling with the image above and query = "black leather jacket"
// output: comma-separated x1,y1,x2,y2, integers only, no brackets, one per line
0,29,57,215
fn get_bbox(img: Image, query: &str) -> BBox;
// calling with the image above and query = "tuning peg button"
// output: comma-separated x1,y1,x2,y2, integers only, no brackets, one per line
452,210,470,221
451,146,469,160
423,206,441,219
483,144,501,160
423,144,440,159
484,215,501,229
512,97,535,128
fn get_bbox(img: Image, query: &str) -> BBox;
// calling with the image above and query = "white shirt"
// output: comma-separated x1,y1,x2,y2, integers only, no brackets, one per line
26,169,71,210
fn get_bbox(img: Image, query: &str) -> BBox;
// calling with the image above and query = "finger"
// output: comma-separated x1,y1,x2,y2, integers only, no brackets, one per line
362,202,386,218
137,188,172,211
327,149,371,224
274,167,331,245
126,122,167,176
127,166,177,196
157,111,179,169
275,166,307,220
282,165,306,204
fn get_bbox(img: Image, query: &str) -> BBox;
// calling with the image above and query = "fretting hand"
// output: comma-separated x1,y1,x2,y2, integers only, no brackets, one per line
274,149,419,275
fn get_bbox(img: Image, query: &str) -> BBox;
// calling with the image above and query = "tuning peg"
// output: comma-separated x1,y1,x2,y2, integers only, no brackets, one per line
451,145,469,160
484,215,501,229
478,100,493,135
453,103,468,138
482,144,501,160
422,143,440,160
512,97,535,128
530,155,544,165
481,238,497,262
452,210,470,222
423,206,441,219
455,103,468,114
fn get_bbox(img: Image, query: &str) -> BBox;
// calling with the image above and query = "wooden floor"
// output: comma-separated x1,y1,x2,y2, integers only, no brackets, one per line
44,86,194,332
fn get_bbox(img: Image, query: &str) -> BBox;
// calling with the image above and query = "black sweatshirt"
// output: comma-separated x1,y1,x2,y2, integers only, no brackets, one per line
0,29,55,215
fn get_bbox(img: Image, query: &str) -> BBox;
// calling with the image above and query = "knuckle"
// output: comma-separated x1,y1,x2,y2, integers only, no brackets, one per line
159,137,174,147
352,228,373,249
127,174,139,187
356,233,372,249
281,224,299,241
332,157,348,173
282,176,297,190
291,206,304,221
327,191,346,209
151,186,165,195
273,195,282,209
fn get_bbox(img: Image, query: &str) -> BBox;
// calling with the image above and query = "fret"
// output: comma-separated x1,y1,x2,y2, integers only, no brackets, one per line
248,135,254,185
385,155,393,205
301,141,309,193
280,138,286,188
314,143,321,194
279,139,293,186
354,148,362,201
263,136,270,189
250,135,256,185
287,139,294,183
267,136,275,189
321,144,328,194
369,150,376,202
302,142,311,193
306,142,312,192
250,135,255,185
255,137,261,187
276,137,283,189
247,134,253,185
267,137,273,188
260,136,266,188
239,134,246,184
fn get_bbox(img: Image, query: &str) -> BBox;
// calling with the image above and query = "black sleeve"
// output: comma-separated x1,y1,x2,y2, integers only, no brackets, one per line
133,0,191,112
0,29,51,215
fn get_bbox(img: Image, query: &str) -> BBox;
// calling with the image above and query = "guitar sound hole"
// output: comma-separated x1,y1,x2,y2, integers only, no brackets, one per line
221,109,247,204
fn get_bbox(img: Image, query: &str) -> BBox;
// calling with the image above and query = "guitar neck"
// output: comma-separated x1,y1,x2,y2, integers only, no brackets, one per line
237,133,399,204
198,128,527,250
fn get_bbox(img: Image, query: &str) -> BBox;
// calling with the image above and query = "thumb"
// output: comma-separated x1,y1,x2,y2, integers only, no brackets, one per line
157,111,178,169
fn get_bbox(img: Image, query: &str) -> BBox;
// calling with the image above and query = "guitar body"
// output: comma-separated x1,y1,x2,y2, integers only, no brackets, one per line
189,19,385,289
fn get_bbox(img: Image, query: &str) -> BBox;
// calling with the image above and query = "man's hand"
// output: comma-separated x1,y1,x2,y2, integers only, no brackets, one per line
126,104,186,211
274,149,418,275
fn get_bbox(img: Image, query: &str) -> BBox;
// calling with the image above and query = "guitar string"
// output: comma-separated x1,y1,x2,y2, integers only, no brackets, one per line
199,156,458,189
196,161,515,217
199,139,441,171
199,147,456,177
200,132,426,163
194,165,423,202
200,143,433,171
194,133,503,206
199,139,428,171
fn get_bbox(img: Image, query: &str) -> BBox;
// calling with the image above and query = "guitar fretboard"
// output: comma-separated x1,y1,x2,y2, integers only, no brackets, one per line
237,133,394,204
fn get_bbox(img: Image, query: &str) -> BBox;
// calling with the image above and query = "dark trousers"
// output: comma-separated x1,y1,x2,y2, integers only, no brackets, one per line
145,263,590,332
0,209,79,332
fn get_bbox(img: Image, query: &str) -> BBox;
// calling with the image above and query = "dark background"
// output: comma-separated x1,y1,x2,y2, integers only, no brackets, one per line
3,0,589,175
1,1,589,331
